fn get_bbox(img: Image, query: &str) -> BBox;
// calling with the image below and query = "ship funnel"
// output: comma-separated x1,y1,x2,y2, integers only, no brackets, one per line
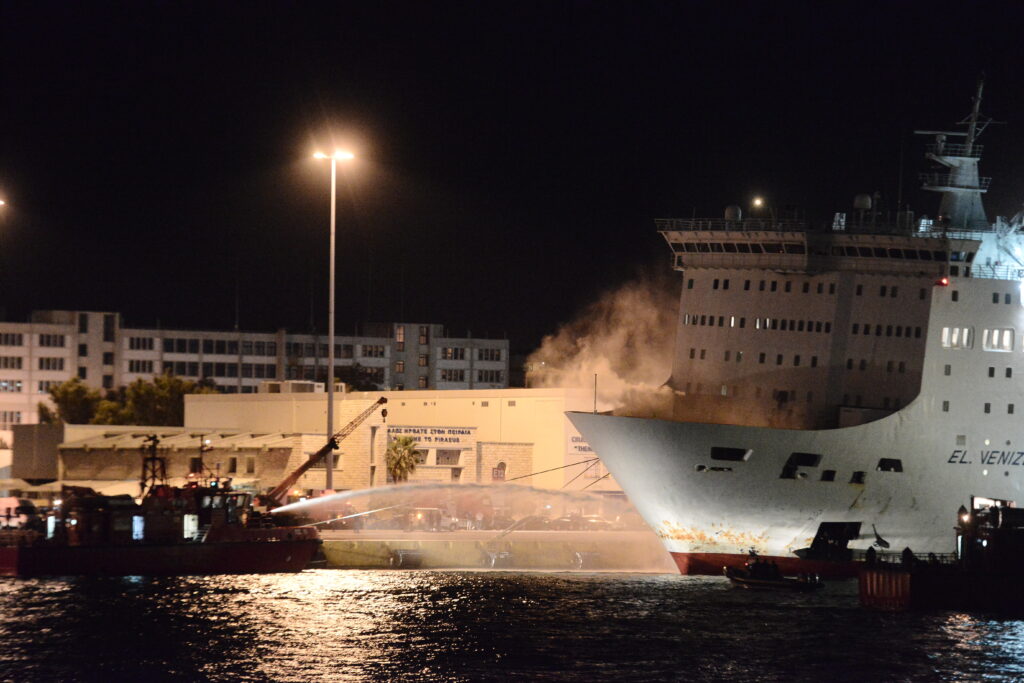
724,205,742,221
853,194,873,210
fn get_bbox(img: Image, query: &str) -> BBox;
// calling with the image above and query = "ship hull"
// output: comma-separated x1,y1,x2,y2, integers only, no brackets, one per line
569,400,1023,576
0,538,320,577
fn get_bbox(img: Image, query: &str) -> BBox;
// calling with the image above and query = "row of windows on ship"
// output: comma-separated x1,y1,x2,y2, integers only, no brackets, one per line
699,447,903,484
940,326,1018,352
680,382,905,411
683,313,925,339
693,278,942,302
672,240,972,264
687,348,911,373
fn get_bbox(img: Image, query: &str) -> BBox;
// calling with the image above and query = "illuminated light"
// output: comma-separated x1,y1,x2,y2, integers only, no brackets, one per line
334,150,355,160
936,276,950,287
313,151,328,159
53,498,63,507
961,513,970,523
752,197,764,208
293,489,301,495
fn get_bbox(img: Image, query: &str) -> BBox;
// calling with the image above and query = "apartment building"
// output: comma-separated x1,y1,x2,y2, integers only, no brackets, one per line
0,312,509,437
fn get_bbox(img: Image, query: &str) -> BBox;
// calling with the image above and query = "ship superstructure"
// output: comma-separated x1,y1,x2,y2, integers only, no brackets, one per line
569,81,1024,576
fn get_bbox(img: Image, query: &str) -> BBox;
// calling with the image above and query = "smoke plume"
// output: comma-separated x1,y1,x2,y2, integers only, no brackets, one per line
527,271,678,417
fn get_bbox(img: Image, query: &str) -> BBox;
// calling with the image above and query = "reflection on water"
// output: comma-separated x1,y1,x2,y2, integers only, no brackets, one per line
2,571,1024,681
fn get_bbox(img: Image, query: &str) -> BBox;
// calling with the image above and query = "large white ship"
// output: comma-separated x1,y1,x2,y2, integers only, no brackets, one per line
569,81,1024,576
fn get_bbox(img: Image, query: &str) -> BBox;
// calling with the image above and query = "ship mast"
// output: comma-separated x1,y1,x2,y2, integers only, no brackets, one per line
916,76,997,231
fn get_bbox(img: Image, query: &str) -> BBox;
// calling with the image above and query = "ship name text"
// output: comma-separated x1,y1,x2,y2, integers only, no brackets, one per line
947,450,1024,466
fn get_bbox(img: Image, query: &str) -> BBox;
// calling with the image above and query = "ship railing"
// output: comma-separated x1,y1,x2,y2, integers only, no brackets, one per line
963,264,1024,281
850,548,958,565
919,172,992,191
655,218,808,232
925,142,983,158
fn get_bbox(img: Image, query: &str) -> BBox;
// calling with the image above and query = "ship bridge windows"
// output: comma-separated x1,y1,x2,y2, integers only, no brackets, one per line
850,471,867,484
737,243,751,253
779,452,822,479
709,446,752,462
723,243,737,253
784,243,806,254
710,243,724,253
941,326,974,349
876,458,903,473
762,243,784,254
982,328,1014,352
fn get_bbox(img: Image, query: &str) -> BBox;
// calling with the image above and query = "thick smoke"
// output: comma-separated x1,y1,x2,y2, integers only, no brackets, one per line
527,271,678,417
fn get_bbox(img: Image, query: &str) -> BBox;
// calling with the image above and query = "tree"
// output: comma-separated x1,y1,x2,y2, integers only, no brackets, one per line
42,374,219,426
45,377,102,424
385,435,422,483
102,374,219,425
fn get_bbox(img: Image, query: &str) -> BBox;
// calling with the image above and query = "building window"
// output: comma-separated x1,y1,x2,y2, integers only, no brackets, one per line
419,326,429,345
418,376,428,389
478,348,502,361
989,367,995,378
1010,404,1015,415
0,380,21,393
78,313,89,333
103,314,116,342
492,462,506,481
477,369,502,383
441,347,466,361
440,368,466,382
1008,368,1014,379
246,456,256,474
942,400,950,412
0,334,22,347
103,352,114,365
0,356,21,370
129,360,154,373
984,403,991,414
38,357,64,371
102,375,113,389
228,457,238,474
361,345,385,358
436,450,460,466
952,291,960,302
850,471,866,484
128,337,154,351
38,334,65,348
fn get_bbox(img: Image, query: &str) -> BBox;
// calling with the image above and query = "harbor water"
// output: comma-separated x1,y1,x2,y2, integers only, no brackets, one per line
2,569,1024,682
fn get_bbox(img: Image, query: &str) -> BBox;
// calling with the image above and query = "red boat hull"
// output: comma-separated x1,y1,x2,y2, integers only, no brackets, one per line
0,538,320,577
671,551,858,579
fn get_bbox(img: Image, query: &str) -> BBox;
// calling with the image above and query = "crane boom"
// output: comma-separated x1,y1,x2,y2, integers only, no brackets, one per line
262,396,387,507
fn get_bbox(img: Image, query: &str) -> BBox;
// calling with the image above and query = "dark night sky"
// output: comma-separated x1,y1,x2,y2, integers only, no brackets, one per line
3,2,1024,352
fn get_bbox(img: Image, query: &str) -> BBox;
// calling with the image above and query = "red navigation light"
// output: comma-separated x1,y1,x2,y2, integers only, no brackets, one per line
936,276,950,287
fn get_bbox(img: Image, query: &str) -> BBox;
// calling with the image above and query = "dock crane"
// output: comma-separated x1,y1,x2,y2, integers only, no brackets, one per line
260,396,388,509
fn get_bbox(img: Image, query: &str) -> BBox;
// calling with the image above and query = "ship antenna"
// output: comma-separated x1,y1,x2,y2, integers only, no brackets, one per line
139,434,168,498
965,75,985,155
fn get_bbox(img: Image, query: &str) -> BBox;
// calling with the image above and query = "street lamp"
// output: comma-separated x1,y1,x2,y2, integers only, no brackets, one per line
313,149,355,491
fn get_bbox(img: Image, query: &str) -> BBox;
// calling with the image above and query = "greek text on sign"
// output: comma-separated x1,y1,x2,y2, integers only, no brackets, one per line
388,426,476,448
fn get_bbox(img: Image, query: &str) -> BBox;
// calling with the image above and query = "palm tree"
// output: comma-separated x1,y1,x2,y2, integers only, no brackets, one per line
386,435,422,483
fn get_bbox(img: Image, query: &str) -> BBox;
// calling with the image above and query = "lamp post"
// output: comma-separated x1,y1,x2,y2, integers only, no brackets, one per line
313,150,355,491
